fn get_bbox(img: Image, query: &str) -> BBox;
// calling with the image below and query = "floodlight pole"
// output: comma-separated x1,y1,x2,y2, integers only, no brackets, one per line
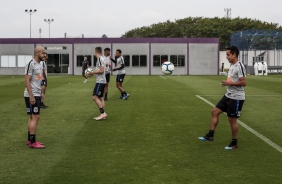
25,9,37,38
44,19,54,38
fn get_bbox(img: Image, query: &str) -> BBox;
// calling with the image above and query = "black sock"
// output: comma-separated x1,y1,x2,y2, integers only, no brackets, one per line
29,134,36,144
99,108,105,114
232,139,237,145
28,131,30,141
208,130,214,137
105,93,108,98
121,92,123,96
123,91,127,95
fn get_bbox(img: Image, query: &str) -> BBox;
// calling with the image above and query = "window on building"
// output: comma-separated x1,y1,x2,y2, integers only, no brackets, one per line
140,55,147,67
18,55,33,67
1,55,16,67
153,55,168,67
169,55,185,67
153,55,160,66
77,55,92,67
132,55,139,67
131,55,147,67
170,55,178,66
178,55,185,67
154,55,185,67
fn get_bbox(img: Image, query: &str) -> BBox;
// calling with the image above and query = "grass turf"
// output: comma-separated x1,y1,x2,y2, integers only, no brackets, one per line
0,75,282,184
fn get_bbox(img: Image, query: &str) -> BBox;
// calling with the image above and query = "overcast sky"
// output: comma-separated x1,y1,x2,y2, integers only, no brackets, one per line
1,0,281,38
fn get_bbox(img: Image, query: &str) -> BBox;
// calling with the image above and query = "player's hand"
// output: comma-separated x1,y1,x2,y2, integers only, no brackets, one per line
29,96,36,105
45,80,48,87
221,80,229,86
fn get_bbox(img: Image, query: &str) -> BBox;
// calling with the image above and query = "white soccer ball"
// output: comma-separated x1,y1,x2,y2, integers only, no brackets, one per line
161,61,174,75
85,68,94,76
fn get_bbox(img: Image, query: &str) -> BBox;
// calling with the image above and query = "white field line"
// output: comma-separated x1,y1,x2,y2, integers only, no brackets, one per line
196,95,282,154
159,75,167,79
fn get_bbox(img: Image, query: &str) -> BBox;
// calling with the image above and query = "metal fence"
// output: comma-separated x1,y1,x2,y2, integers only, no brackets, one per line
231,30,282,50
231,30,282,66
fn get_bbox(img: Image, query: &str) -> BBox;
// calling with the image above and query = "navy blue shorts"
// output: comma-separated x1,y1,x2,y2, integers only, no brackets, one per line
116,74,125,83
41,80,47,87
93,83,106,98
216,95,244,118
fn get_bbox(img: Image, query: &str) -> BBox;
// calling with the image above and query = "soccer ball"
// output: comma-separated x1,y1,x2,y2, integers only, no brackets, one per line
85,68,94,76
161,61,174,75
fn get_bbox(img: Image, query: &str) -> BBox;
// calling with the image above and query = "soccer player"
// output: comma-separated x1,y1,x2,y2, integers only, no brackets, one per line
82,56,89,83
198,46,246,150
87,47,107,120
104,48,111,101
24,46,46,149
110,49,129,100
40,53,48,108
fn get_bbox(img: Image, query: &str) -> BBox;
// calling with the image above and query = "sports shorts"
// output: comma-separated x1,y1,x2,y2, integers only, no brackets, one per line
116,74,126,83
41,80,47,87
216,95,244,118
93,83,106,98
106,73,110,83
25,96,41,115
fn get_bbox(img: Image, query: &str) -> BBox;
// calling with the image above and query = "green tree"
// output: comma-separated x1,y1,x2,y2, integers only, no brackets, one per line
122,17,282,50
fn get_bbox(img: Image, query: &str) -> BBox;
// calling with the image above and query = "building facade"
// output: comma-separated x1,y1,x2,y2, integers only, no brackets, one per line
0,38,219,75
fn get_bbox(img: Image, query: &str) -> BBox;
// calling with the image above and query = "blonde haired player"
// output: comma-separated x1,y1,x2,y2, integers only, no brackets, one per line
87,47,107,120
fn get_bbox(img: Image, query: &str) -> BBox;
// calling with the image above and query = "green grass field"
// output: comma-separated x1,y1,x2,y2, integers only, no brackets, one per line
0,74,282,184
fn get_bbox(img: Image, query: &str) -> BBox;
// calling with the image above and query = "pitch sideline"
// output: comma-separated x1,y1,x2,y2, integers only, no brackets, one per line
196,95,282,154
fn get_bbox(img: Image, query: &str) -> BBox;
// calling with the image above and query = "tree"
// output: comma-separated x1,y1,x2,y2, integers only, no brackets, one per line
122,17,282,50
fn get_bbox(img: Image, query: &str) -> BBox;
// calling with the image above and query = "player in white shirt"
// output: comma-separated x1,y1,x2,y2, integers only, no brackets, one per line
110,49,129,100
24,46,47,149
87,47,107,121
198,46,247,150
103,48,111,101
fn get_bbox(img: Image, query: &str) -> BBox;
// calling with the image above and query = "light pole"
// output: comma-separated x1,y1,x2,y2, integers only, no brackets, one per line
25,9,37,38
44,19,54,38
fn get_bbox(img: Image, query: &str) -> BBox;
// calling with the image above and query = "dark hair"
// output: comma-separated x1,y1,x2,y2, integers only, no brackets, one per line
95,47,102,54
116,49,122,54
226,46,239,58
104,48,110,51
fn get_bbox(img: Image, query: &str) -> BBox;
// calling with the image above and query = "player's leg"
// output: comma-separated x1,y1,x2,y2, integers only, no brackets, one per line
198,95,226,141
120,74,129,100
104,73,110,101
116,75,124,99
93,84,107,120
27,97,45,148
224,99,244,150
83,70,88,83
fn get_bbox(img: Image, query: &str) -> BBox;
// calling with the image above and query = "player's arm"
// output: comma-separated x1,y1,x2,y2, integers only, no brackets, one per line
25,75,35,104
113,64,124,71
90,66,104,75
110,58,117,64
112,57,125,71
42,69,47,87
221,77,246,87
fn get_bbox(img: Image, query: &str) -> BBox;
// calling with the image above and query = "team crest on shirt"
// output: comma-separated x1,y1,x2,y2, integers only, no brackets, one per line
36,74,42,81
